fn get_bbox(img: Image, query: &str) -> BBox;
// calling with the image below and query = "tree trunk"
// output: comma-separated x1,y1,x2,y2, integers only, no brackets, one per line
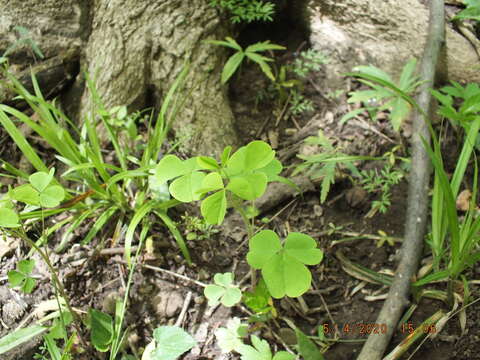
0,0,239,156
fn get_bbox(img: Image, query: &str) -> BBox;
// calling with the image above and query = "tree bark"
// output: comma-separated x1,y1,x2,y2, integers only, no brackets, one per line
0,0,239,155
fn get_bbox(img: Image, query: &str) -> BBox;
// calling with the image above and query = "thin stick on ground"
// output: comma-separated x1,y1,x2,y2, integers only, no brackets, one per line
357,1,445,359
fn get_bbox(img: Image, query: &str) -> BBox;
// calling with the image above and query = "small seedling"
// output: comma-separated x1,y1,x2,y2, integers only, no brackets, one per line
246,230,323,298
204,272,242,307
237,335,295,360
206,37,285,84
359,163,404,215
215,318,249,353
294,131,363,203
292,49,329,78
209,0,276,23
181,214,219,241
215,319,294,360
243,279,276,320
343,58,422,131
8,259,37,294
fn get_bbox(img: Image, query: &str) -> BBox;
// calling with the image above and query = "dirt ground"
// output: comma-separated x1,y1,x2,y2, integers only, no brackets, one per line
1,12,480,360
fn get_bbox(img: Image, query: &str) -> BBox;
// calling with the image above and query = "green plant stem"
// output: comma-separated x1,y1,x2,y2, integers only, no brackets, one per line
15,228,87,347
235,203,257,287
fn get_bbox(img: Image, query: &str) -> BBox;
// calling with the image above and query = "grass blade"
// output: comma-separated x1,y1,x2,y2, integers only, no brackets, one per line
154,209,191,264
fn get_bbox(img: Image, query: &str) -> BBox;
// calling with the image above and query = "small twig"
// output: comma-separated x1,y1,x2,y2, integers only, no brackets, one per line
306,301,351,315
353,118,396,144
116,259,208,288
175,291,193,327
319,294,341,339
274,92,293,127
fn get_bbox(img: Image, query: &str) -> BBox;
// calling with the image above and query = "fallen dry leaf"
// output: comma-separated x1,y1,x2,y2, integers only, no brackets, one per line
456,189,472,212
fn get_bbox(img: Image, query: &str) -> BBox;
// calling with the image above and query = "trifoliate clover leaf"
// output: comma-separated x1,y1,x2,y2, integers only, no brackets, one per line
39,185,65,208
226,141,275,175
9,170,65,208
154,155,205,202
247,231,323,298
215,318,248,354
204,272,242,307
8,259,36,294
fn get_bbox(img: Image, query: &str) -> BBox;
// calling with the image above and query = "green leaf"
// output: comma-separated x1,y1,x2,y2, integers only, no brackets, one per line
246,41,285,52
0,208,20,228
227,141,275,174
389,98,411,131
247,230,282,269
222,51,245,84
155,155,187,184
238,335,272,360
227,173,267,200
49,311,73,339
170,171,206,202
247,231,323,298
201,190,227,225
206,37,242,51
43,334,62,360
245,52,275,81
273,352,296,360
29,170,53,192
0,325,47,354
243,278,272,314
10,184,40,205
256,159,283,181
284,233,324,265
352,64,392,83
204,272,242,307
204,284,225,306
197,156,220,170
151,326,196,360
200,172,224,193
18,259,35,274
8,270,24,287
22,277,36,294
90,309,113,352
215,318,246,353
263,255,311,298
296,328,324,360
221,146,232,165
39,185,65,208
